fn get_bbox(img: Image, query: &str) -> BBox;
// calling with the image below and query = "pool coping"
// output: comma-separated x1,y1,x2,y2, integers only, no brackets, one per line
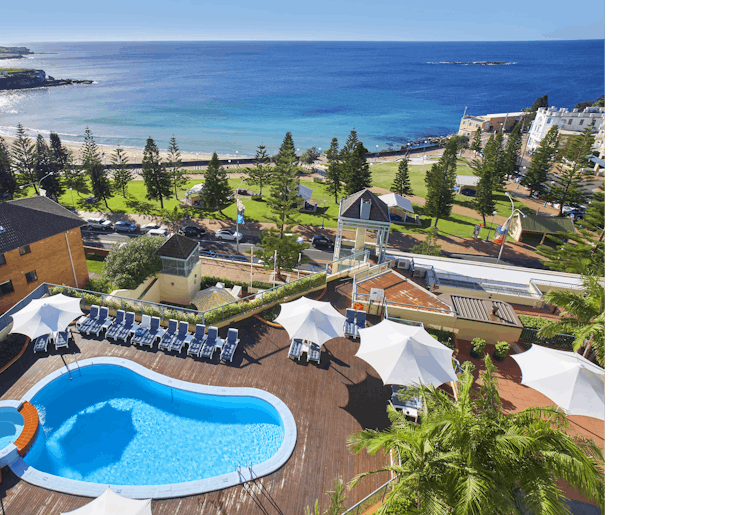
9,357,298,499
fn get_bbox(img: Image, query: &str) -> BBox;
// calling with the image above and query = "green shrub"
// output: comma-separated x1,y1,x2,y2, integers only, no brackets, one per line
493,341,510,358
427,328,455,349
518,315,552,330
201,275,273,291
84,278,114,294
470,338,486,357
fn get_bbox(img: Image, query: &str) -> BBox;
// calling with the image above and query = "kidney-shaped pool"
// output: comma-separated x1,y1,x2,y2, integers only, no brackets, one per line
13,358,296,498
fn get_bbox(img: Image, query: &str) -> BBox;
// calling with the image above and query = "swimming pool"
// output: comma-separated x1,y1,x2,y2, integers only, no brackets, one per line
12,358,296,498
0,406,24,450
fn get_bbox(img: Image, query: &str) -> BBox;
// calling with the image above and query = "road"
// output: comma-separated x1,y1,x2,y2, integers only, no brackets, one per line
81,229,335,264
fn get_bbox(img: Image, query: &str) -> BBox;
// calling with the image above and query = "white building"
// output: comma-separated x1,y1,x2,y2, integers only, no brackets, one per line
526,106,605,151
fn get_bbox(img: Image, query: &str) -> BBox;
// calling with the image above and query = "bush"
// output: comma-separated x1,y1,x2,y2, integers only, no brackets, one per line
518,315,552,330
201,275,273,291
427,328,455,350
493,341,510,359
102,236,163,290
83,277,114,294
470,338,486,357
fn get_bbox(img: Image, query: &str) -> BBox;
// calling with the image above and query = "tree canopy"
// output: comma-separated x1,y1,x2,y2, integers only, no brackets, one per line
470,134,497,225
323,137,344,203
470,125,482,152
424,137,458,227
523,125,560,196
102,236,163,290
141,137,172,209
248,144,273,196
546,128,595,213
11,123,36,193
167,136,187,198
34,134,63,199
342,140,371,196
201,152,232,211
110,146,132,198
0,138,16,199
391,157,413,196
348,356,605,514
81,128,112,209
264,132,301,234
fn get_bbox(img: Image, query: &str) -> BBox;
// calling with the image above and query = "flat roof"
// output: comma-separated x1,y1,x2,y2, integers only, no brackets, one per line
357,270,453,313
439,294,523,328
387,251,589,291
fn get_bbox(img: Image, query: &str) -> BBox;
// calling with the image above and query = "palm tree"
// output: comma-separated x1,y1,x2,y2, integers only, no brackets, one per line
348,358,605,515
538,275,605,366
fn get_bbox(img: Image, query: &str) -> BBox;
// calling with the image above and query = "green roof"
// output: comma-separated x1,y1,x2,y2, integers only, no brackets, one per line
519,215,575,234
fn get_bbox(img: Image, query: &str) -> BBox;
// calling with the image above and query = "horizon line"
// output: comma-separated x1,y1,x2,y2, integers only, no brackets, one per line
3,38,605,45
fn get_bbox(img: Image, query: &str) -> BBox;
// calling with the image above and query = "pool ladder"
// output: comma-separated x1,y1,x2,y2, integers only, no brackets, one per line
235,461,255,486
60,352,82,380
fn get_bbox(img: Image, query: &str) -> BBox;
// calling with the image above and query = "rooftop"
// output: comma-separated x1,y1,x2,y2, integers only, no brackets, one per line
439,294,523,328
519,215,575,235
339,189,390,223
0,197,86,254
153,234,200,260
356,269,453,313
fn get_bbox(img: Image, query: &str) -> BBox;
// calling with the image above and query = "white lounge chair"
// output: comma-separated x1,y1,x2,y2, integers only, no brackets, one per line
288,338,303,361
187,324,206,356
54,329,70,350
33,333,52,353
220,328,240,362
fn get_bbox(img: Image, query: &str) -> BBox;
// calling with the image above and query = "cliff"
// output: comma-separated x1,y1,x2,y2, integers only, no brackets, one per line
0,68,93,91
0,46,32,60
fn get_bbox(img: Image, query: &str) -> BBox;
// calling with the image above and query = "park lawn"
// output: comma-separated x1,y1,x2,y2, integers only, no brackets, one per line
369,162,476,198
85,254,106,275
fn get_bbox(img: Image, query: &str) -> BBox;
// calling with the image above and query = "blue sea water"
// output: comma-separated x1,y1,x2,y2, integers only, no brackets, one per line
0,40,604,155
25,365,284,486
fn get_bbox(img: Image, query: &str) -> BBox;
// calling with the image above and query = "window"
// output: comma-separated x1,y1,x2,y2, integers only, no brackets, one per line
0,253,5,266
25,270,38,283
579,119,584,125
0,280,13,296
567,119,572,125
19,244,31,256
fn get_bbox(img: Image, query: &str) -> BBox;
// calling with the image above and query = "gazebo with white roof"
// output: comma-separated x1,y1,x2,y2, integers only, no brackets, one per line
332,189,391,272
378,193,418,224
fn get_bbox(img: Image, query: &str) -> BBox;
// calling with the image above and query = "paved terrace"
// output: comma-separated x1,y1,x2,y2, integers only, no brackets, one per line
0,286,392,515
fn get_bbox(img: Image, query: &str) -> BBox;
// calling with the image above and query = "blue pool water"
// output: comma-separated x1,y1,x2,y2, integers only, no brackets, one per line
0,408,25,449
24,365,285,486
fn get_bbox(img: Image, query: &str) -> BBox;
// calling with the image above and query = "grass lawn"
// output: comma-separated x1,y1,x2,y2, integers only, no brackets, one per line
85,254,106,275
48,164,533,240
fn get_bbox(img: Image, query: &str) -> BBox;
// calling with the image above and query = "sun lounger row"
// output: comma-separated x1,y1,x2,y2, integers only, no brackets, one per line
71,307,241,362
344,309,367,339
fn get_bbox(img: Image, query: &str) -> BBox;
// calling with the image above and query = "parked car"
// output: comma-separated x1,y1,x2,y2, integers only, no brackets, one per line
113,221,139,233
147,228,169,237
312,235,334,249
181,225,207,238
567,209,585,220
83,196,99,205
86,217,113,230
215,229,243,241
142,223,161,231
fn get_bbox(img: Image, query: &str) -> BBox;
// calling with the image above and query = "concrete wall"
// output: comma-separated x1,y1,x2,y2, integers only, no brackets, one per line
1,228,89,314
430,283,543,308
158,261,202,306
453,318,523,346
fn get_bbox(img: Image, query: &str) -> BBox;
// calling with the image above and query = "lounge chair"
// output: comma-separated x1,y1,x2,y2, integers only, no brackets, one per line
129,314,151,343
307,342,321,365
343,309,359,339
288,338,303,360
76,305,99,334
168,321,191,353
108,311,136,342
81,306,110,336
391,385,423,412
199,326,221,359
158,319,179,351
356,311,367,331
133,316,163,348
187,324,206,356
33,333,52,353
101,309,123,335
102,309,125,338
54,328,70,350
220,328,240,362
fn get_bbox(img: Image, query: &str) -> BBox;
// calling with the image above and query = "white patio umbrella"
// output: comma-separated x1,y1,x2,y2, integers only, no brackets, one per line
10,293,83,340
61,487,152,515
511,345,605,420
274,296,346,346
356,319,457,387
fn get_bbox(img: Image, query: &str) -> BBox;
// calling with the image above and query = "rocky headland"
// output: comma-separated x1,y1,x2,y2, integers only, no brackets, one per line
0,68,93,91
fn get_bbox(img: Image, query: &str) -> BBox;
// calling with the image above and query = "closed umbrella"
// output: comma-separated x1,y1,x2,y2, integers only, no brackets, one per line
10,293,83,340
274,296,346,346
356,319,457,387
511,345,605,420
61,487,151,515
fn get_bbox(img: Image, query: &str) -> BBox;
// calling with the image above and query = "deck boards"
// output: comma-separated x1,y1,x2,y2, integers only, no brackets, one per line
0,286,392,514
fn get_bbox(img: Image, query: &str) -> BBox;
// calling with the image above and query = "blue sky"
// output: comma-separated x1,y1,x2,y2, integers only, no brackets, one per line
3,0,603,42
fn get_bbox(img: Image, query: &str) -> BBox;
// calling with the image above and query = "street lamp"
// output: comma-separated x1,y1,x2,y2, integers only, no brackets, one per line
20,172,54,196
69,187,75,212
485,210,497,240
497,192,527,264
376,145,379,161
321,199,327,229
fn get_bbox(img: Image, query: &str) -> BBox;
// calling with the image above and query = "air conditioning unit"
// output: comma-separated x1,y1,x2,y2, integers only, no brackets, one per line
413,267,426,278
397,258,412,270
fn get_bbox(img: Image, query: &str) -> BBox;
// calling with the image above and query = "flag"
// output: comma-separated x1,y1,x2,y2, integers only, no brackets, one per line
494,221,509,244
236,199,245,224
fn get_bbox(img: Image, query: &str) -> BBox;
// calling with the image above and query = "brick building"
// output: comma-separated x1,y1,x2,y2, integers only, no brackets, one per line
0,197,88,313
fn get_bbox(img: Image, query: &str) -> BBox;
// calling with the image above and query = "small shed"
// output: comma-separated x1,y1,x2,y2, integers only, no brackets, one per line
153,234,202,305
298,184,316,211
378,193,418,224
508,214,575,245
455,175,479,196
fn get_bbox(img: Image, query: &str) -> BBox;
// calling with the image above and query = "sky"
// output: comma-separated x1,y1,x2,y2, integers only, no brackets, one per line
2,0,603,42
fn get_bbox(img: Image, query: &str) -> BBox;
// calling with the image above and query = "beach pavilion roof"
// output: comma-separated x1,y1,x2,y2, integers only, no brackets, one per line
298,184,313,201
339,189,390,223
455,175,480,187
378,193,414,214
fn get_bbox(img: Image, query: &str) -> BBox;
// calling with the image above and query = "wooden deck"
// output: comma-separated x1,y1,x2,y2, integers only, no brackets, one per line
356,270,451,312
0,286,392,514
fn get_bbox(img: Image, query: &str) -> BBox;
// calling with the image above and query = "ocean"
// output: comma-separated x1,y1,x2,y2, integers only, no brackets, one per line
0,40,604,155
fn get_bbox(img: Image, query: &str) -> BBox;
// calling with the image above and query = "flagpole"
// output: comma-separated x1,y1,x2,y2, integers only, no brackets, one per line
274,250,278,286
496,192,515,264
250,246,254,292
297,252,302,281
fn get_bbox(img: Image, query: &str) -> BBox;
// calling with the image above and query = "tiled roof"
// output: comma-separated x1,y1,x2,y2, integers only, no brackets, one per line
339,189,390,223
519,215,575,234
153,234,200,260
0,196,86,254
439,294,523,328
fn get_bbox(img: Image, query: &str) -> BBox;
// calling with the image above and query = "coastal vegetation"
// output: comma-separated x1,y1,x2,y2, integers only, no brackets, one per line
141,137,172,209
348,357,605,514
424,137,459,227
390,157,413,196
81,128,113,209
200,152,232,210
